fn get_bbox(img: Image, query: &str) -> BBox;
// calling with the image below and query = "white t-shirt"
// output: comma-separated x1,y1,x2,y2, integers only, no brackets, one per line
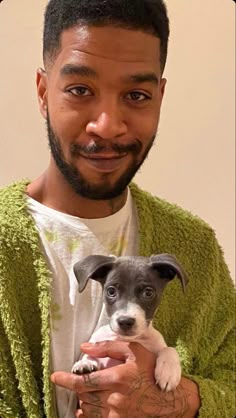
27,188,138,417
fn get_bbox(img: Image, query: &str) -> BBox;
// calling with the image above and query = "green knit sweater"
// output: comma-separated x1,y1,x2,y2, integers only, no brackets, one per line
0,181,235,418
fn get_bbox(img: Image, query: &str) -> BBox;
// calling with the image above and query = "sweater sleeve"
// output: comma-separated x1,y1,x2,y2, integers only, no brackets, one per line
0,237,44,418
188,331,235,417
181,241,235,418
0,318,25,418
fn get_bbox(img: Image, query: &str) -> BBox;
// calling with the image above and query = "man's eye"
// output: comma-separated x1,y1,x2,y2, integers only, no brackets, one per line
106,286,117,298
127,91,151,101
68,86,92,97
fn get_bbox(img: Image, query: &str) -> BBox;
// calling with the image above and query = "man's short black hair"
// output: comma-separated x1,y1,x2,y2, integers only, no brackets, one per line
43,0,170,73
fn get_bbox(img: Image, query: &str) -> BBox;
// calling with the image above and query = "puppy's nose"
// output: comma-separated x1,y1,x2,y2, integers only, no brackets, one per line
117,316,135,331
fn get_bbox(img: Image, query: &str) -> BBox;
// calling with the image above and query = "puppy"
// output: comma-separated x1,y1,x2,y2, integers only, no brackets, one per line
72,254,187,391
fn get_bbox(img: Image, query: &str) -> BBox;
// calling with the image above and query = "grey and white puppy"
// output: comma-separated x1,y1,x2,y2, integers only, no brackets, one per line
72,254,187,391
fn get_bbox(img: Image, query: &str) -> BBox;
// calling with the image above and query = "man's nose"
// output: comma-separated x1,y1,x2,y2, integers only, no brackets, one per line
86,102,128,140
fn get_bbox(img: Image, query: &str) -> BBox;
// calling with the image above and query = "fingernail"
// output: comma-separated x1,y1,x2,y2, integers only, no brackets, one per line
81,342,95,348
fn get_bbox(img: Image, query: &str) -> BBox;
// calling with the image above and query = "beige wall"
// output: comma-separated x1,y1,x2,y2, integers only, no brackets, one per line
0,0,235,277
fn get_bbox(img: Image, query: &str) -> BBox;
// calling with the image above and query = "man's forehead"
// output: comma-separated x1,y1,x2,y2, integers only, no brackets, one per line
58,25,161,65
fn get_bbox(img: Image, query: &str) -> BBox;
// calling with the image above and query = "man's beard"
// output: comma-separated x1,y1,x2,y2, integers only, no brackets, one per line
46,115,156,200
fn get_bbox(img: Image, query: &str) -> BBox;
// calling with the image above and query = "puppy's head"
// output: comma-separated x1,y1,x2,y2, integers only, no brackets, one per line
73,254,187,337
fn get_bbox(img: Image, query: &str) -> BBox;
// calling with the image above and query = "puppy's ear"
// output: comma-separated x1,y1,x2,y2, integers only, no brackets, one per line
150,254,188,292
73,255,117,293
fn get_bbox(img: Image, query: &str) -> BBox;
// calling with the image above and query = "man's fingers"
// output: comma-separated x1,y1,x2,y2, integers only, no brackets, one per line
51,366,127,393
79,389,109,406
80,340,146,362
81,400,122,418
51,360,143,393
51,342,157,393
51,371,106,392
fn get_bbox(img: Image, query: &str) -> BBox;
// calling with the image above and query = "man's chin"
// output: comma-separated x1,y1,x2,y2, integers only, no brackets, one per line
64,176,127,200
60,164,139,200
73,184,127,200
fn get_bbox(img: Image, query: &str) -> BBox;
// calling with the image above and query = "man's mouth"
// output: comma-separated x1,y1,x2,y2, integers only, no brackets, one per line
71,140,142,159
80,152,127,159
78,153,128,173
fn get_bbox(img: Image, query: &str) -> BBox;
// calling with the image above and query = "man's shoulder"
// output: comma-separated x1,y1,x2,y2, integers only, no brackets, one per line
0,180,28,207
0,180,30,232
130,182,215,247
130,182,211,228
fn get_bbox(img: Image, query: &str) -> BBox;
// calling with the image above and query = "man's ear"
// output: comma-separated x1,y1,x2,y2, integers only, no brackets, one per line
150,253,188,292
73,255,117,293
160,77,167,103
36,67,48,119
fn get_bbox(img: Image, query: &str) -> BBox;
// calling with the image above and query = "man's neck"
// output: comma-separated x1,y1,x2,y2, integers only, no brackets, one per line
26,169,128,219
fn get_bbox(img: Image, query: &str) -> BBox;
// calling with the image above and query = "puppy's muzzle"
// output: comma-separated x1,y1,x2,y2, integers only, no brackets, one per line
117,316,135,332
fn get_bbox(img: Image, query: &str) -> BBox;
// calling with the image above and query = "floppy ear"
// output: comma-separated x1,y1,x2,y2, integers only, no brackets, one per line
150,253,188,292
73,255,117,293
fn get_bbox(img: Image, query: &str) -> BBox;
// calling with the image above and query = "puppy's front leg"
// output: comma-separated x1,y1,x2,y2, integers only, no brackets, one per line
139,326,181,392
72,325,120,374
155,347,181,392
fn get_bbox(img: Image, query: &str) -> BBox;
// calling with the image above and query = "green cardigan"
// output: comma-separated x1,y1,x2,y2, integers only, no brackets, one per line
0,181,235,418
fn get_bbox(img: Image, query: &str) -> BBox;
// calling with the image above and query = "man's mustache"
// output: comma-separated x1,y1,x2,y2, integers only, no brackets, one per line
71,140,142,156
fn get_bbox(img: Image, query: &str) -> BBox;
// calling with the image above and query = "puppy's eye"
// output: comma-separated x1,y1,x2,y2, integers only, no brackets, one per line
143,287,155,299
106,286,117,298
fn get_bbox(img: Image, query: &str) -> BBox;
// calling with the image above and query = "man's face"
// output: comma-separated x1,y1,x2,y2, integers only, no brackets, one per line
37,25,166,199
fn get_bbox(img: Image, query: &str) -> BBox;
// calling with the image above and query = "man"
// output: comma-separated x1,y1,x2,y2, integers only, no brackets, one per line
0,0,234,417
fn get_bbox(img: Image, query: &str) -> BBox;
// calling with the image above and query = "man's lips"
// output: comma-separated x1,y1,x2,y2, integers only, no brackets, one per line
78,153,128,172
80,153,127,159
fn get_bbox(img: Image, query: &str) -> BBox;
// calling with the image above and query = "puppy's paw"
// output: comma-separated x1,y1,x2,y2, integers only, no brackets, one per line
72,358,99,375
154,347,181,392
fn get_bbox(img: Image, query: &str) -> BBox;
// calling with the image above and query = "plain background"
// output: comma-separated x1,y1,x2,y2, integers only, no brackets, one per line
0,0,235,278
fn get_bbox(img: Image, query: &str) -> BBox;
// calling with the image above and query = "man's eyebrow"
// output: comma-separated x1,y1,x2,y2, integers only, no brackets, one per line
59,65,159,85
60,64,98,78
123,72,159,85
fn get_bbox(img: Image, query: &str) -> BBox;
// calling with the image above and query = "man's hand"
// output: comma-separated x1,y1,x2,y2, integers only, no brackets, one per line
51,341,200,418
